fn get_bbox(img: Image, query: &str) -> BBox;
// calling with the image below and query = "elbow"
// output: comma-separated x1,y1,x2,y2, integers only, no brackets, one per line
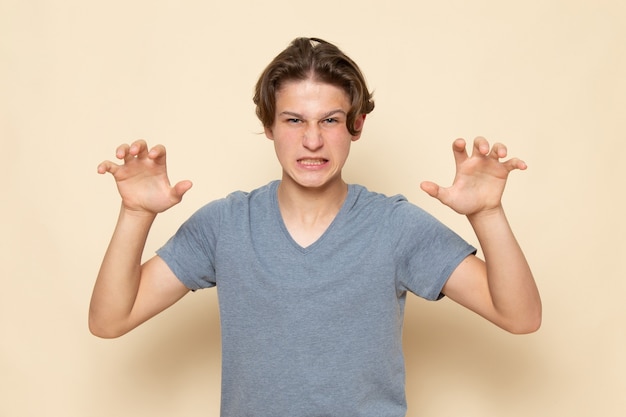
89,326,120,339
504,309,542,335
508,317,541,335
88,320,125,339
88,311,130,339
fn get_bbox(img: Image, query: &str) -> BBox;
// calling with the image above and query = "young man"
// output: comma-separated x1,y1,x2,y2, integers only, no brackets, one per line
90,37,541,416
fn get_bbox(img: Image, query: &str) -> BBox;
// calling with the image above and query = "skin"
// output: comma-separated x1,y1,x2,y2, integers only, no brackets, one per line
89,77,541,338
90,143,191,338
428,139,541,333
264,79,366,247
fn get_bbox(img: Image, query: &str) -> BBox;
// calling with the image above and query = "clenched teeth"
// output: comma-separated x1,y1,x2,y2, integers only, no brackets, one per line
299,159,327,166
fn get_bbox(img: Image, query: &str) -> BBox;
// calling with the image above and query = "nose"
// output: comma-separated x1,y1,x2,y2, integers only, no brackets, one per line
303,124,323,150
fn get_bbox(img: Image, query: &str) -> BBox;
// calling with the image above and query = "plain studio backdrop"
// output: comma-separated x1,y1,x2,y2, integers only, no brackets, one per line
1,1,624,416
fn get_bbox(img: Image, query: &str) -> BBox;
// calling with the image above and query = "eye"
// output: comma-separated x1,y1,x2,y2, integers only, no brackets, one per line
322,118,338,124
286,118,302,124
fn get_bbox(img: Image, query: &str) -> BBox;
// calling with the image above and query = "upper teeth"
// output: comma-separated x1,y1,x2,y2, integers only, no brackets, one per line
300,159,325,165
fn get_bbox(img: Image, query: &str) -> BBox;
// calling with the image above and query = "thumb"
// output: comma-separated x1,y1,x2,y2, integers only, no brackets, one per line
420,181,441,199
172,180,193,200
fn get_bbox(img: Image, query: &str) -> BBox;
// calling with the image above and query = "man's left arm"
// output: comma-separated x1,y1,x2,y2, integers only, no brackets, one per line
421,137,541,334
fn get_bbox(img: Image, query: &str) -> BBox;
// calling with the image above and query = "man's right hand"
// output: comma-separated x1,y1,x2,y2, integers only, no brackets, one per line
97,140,193,215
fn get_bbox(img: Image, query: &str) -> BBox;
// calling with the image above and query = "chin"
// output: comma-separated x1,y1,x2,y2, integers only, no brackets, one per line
283,170,343,190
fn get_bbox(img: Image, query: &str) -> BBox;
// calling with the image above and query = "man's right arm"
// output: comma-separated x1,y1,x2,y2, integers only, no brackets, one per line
89,140,192,338
88,208,189,338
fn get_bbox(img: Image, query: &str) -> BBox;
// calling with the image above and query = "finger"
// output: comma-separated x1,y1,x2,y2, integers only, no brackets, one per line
452,138,469,166
148,144,167,164
97,160,119,175
489,142,508,160
472,136,490,157
115,143,130,160
503,157,528,172
129,139,149,159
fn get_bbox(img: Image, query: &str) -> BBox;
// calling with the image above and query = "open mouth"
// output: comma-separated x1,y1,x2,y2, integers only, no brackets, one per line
298,158,328,166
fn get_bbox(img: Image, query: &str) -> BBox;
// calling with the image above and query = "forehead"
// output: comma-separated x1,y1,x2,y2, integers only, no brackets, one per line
275,79,351,113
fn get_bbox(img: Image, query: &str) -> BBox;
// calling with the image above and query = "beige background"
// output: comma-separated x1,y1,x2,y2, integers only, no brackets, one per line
2,0,624,416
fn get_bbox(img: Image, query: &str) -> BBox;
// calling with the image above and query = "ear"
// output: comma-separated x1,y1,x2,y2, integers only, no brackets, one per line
264,126,274,140
351,114,367,142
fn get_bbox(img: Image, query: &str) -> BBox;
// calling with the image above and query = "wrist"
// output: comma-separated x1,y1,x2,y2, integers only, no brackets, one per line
466,205,506,225
119,204,158,223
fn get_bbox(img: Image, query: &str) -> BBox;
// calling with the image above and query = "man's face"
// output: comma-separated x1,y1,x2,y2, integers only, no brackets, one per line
265,78,365,191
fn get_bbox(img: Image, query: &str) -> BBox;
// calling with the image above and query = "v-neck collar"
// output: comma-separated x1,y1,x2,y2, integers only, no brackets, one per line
270,180,356,253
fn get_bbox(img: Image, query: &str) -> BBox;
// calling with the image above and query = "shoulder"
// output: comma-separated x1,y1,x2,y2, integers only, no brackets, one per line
348,184,454,239
224,181,277,205
348,184,427,217
174,182,276,234
196,181,278,214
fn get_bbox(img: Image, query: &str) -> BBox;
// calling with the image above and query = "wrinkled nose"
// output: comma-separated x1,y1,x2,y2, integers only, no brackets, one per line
303,124,323,150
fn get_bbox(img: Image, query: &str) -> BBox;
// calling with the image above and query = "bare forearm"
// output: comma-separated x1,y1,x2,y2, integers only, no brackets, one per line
468,207,542,333
89,206,156,337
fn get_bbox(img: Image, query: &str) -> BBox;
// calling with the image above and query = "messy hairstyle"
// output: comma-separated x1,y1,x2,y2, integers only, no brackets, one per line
253,37,375,136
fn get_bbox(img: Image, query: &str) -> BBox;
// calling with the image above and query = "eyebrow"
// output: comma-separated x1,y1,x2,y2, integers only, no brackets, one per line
279,109,347,120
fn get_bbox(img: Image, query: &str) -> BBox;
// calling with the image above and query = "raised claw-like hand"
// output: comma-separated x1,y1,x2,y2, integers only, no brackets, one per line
420,137,526,217
97,140,192,215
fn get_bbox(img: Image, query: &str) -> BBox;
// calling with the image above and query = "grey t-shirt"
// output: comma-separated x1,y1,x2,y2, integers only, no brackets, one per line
157,180,476,417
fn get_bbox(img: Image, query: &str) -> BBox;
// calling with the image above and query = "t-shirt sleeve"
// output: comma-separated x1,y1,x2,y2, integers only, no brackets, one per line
390,198,477,300
156,200,223,291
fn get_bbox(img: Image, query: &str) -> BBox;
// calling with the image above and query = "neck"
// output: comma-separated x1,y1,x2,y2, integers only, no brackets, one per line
276,177,348,244
276,178,348,248
277,178,347,218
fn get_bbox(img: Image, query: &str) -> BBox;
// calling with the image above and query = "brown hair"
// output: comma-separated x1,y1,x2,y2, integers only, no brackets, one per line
253,37,375,136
